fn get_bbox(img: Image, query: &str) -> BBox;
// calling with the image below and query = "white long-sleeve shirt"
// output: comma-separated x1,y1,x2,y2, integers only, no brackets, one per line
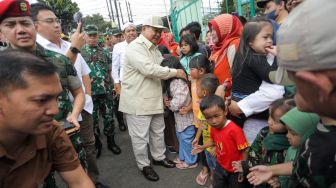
36,34,93,115
112,40,128,83
237,54,284,117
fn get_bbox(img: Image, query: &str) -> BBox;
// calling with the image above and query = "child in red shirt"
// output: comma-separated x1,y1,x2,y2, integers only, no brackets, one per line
192,95,248,188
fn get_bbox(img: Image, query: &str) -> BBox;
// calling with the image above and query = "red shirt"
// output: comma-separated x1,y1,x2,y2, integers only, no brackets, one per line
211,120,248,172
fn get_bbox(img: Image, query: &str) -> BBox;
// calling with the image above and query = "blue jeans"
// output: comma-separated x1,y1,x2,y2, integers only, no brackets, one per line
176,125,197,165
204,150,216,171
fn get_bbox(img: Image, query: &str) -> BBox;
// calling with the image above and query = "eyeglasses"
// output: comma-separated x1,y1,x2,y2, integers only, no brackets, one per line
35,18,62,25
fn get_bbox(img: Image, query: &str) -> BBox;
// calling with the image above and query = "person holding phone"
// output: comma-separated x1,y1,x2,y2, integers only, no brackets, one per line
31,3,110,188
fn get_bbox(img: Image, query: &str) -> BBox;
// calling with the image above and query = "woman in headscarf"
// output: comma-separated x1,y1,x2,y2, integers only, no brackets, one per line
208,14,243,85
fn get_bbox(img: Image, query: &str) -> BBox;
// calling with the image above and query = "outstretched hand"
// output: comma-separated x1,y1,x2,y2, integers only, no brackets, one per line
191,145,204,155
232,160,243,173
247,165,273,186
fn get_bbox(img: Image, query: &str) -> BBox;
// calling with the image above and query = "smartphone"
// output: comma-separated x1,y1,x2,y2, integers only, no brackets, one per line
60,119,78,135
60,119,74,130
73,11,84,33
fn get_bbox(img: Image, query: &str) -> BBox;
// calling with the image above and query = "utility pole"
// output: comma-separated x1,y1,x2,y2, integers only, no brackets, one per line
113,0,121,29
108,0,115,22
118,1,124,24
125,0,130,22
128,1,133,22
105,0,112,22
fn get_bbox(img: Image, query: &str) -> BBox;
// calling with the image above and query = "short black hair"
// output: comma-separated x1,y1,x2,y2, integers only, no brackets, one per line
158,45,170,56
200,73,218,94
179,34,199,55
31,3,54,21
0,50,57,94
200,95,225,112
185,22,202,40
189,54,212,73
269,98,296,119
274,0,287,5
179,27,186,37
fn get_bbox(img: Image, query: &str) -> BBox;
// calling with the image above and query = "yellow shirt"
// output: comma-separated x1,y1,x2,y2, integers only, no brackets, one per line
197,111,214,152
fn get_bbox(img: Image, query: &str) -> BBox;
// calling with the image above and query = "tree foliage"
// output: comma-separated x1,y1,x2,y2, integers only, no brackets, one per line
84,14,112,34
220,0,236,14
37,0,79,33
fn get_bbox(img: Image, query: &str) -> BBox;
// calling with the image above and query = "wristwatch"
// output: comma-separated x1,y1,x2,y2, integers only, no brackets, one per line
70,46,80,54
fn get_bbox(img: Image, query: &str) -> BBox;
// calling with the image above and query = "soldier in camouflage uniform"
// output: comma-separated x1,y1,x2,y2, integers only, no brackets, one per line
0,2,87,187
81,25,121,155
103,30,113,52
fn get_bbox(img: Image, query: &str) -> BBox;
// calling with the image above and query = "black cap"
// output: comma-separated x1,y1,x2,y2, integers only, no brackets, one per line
257,0,272,8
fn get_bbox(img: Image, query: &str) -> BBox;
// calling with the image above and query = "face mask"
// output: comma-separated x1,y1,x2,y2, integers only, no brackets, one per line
266,10,278,21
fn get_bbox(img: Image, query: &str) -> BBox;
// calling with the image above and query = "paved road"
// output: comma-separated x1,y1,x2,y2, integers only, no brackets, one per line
58,124,208,188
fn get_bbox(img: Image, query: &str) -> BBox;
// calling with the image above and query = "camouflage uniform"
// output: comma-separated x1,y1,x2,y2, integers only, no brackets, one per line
31,44,87,188
242,127,289,187
80,44,115,137
292,123,336,188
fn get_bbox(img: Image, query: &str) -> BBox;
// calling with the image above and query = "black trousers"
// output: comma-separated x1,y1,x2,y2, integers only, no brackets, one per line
213,162,246,188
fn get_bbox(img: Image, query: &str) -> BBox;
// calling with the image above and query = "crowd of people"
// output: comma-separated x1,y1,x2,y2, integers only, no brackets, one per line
0,0,335,188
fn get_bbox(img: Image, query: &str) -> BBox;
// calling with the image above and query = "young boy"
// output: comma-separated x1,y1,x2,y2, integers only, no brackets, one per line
193,94,249,188
192,74,219,185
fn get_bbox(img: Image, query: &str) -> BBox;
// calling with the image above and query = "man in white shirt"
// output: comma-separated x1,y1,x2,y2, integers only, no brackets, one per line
31,3,109,188
112,22,137,132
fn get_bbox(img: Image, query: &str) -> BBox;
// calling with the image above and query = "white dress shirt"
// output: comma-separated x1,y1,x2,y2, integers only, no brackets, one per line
237,54,285,117
36,34,94,116
112,40,128,83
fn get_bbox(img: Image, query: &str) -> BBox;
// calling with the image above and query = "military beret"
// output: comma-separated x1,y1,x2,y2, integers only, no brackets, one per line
0,0,31,22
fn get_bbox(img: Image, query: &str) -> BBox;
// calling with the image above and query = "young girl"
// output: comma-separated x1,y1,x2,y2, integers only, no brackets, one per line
179,34,202,75
161,56,198,169
232,98,294,186
188,55,213,185
229,17,279,143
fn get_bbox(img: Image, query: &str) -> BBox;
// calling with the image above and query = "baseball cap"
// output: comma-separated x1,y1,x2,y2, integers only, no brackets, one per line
257,0,272,8
85,25,98,35
270,0,336,85
280,107,319,136
142,16,166,29
112,28,122,36
121,22,136,31
0,0,31,22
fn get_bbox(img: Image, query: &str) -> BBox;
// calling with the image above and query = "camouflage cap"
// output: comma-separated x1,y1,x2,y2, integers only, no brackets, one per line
85,25,98,35
112,28,122,36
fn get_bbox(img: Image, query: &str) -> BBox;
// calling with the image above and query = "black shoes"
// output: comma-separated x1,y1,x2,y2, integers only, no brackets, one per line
153,158,176,168
107,135,121,154
142,166,159,181
95,182,110,188
142,159,175,181
116,111,127,132
95,133,102,158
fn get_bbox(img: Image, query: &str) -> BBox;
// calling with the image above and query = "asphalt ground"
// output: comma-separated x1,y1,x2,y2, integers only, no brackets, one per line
57,122,210,188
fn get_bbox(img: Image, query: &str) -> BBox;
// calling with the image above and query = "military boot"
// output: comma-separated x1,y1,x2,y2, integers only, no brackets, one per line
95,133,102,158
107,135,121,154
116,111,126,131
